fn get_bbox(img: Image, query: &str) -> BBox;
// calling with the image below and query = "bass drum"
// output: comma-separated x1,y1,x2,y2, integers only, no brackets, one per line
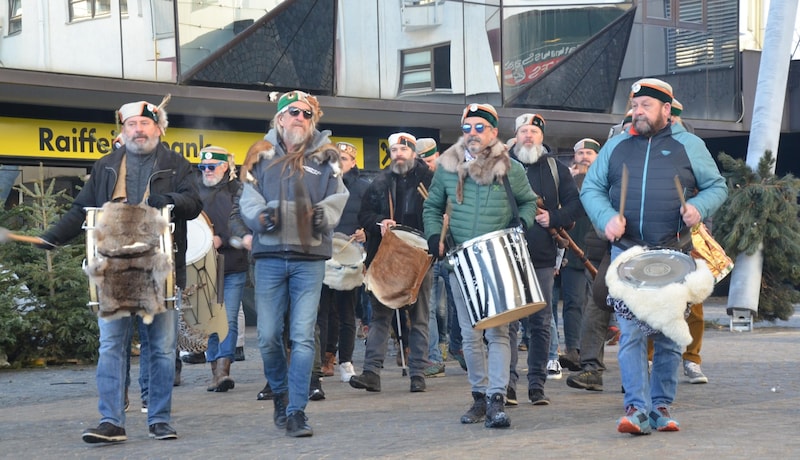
324,232,366,291
180,212,228,350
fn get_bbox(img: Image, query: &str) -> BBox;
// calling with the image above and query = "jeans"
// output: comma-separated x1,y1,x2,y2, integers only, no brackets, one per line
428,261,450,362
443,264,462,354
450,273,510,397
579,273,613,372
98,309,177,427
611,246,681,412
524,267,555,391
318,285,358,364
125,317,150,404
560,266,588,351
206,271,247,362
362,269,431,378
254,257,324,415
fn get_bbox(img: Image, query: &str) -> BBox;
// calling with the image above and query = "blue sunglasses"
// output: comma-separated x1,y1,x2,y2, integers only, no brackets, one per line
198,162,225,172
462,123,487,134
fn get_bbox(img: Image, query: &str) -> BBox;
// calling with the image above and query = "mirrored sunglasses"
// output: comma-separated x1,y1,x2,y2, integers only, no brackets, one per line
461,123,486,134
197,162,225,172
287,106,313,120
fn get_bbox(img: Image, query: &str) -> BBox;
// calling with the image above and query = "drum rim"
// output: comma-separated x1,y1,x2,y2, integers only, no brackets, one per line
185,213,214,264
390,224,427,250
331,232,366,265
616,248,696,288
448,226,524,256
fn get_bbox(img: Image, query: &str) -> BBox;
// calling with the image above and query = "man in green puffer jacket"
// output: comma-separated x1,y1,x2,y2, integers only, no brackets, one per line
422,103,537,429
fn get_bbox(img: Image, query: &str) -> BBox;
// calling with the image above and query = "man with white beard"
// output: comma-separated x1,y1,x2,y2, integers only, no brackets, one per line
506,113,583,406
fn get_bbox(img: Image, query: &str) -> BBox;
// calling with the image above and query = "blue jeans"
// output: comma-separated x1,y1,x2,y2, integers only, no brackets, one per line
428,261,450,362
450,273,510,397
611,246,681,412
98,310,177,427
206,271,247,361
254,258,324,415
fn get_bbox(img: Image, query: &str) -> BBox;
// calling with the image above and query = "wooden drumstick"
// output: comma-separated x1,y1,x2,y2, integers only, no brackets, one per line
417,183,429,200
619,163,629,218
335,233,359,255
438,214,449,257
0,227,45,245
674,175,688,208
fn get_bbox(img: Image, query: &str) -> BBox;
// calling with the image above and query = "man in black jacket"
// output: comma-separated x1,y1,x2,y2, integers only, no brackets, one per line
38,97,202,443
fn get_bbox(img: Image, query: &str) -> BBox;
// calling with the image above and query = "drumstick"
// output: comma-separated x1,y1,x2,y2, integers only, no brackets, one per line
438,214,449,257
417,183,429,200
619,163,629,218
335,233,359,255
0,227,45,245
674,175,687,208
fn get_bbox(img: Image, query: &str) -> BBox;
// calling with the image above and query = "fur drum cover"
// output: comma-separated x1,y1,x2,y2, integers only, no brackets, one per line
364,229,432,308
85,202,172,324
606,245,714,348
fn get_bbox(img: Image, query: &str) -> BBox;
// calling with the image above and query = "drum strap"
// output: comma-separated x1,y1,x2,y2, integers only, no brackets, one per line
502,177,522,228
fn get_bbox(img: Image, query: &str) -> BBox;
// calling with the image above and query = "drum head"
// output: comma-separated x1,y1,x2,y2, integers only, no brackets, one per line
331,232,365,266
186,213,214,265
616,249,696,289
391,226,427,251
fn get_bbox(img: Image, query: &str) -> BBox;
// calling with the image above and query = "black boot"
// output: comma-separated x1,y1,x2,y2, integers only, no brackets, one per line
273,392,288,428
349,370,381,392
485,393,511,428
460,392,486,424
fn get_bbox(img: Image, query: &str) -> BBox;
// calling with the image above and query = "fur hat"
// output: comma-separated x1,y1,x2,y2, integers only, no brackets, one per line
388,132,416,148
116,94,171,135
269,90,323,124
515,113,546,134
461,103,498,127
416,138,438,158
573,138,600,153
630,78,673,104
337,141,357,160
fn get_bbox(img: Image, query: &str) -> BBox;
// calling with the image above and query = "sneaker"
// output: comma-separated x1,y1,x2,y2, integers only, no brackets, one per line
528,388,550,405
423,361,446,378
451,350,467,372
181,351,206,364
148,422,178,440
518,342,527,351
485,393,511,428
683,360,708,384
286,410,313,437
257,382,274,401
460,392,486,424
505,386,518,406
650,406,680,431
558,349,581,371
81,422,127,444
617,406,652,435
339,362,357,382
349,370,381,392
566,370,603,391
273,392,288,428
309,376,326,401
141,399,148,414
546,359,562,380
234,346,245,362
606,326,621,345
410,375,426,392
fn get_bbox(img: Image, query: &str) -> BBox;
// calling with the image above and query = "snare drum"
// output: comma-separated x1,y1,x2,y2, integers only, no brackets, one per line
324,232,366,291
364,225,433,308
449,227,546,330
182,212,228,343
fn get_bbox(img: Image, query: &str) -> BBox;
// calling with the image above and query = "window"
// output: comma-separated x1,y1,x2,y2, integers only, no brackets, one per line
69,0,112,22
667,0,737,72
399,43,452,93
8,0,21,34
642,0,707,31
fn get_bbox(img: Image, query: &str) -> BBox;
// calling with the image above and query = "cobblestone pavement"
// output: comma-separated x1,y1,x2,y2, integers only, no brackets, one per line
1,297,798,459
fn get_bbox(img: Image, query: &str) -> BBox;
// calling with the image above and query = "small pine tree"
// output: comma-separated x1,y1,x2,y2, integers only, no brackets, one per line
0,166,98,365
713,151,800,321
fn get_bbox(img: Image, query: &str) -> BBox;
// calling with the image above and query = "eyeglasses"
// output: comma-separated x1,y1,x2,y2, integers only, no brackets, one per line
287,106,313,120
462,123,487,134
197,162,225,172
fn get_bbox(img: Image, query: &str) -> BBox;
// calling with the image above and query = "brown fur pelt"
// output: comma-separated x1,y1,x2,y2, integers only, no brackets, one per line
240,139,275,185
85,202,173,324
438,137,510,204
364,229,432,308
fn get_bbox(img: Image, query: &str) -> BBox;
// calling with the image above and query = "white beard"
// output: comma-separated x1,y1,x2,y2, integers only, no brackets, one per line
516,144,546,164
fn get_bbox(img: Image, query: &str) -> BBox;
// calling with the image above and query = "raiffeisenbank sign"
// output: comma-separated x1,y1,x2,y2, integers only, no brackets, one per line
0,117,365,166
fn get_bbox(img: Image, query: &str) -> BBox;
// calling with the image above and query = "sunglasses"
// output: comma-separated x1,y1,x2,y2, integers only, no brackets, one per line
287,106,313,120
197,162,225,172
462,123,487,134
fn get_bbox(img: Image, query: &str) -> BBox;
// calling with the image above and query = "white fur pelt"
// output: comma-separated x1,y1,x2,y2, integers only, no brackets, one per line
606,245,714,347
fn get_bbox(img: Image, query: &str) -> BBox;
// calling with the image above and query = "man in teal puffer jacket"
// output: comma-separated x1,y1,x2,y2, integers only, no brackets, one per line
423,103,537,429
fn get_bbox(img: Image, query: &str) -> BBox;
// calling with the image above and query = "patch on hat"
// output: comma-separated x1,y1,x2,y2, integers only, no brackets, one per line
337,141,357,159
388,132,417,148
630,78,673,104
200,146,231,162
515,113,546,134
573,138,600,153
415,138,438,158
671,98,683,117
461,103,498,127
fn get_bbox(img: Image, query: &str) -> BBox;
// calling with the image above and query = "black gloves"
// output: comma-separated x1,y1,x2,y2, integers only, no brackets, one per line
260,207,279,233
147,194,173,209
312,206,325,232
427,234,444,260
35,237,57,251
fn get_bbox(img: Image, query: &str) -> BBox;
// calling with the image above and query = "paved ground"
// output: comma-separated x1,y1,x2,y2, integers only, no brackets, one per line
1,297,798,459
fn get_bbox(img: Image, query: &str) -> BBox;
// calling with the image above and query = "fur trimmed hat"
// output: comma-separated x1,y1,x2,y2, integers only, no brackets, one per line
269,90,323,124
515,113,546,134
671,98,683,116
461,103,498,127
117,94,171,135
630,78,673,104
416,138,438,158
388,132,416,148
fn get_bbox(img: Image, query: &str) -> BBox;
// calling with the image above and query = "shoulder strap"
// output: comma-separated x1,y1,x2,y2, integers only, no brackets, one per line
502,177,521,227
546,156,560,207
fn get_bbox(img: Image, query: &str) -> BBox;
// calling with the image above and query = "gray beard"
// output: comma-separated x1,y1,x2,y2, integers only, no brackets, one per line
124,135,160,155
282,126,312,152
391,159,414,175
202,174,223,187
516,144,545,164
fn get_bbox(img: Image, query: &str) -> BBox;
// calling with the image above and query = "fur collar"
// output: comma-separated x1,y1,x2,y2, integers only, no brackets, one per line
439,137,510,203
240,140,341,184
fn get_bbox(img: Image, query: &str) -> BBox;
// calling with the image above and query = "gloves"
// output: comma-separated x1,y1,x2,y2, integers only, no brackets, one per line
259,207,279,233
427,234,444,260
35,237,57,251
147,194,173,209
312,206,325,232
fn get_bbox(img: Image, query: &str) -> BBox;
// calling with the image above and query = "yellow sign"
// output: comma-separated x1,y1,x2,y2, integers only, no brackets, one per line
0,116,366,168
